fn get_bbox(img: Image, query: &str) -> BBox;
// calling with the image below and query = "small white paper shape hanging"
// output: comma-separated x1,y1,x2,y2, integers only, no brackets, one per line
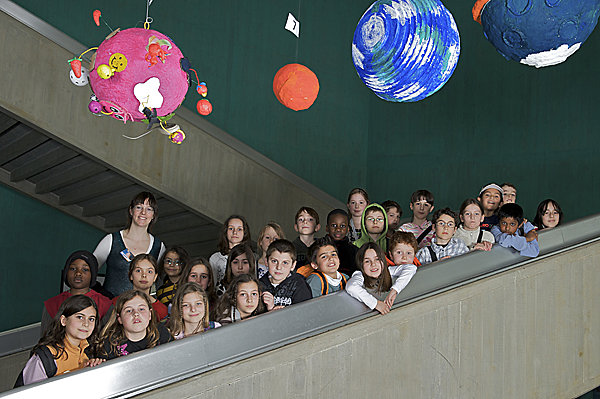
285,12,300,37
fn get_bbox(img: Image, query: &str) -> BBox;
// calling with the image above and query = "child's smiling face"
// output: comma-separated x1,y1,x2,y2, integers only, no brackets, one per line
541,203,560,228
479,189,502,212
348,193,368,218
312,245,340,278
163,251,182,278
390,243,415,265
181,292,205,325
362,248,383,278
61,306,96,345
326,213,349,241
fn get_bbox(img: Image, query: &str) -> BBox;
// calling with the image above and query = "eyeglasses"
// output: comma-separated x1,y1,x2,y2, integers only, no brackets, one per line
366,217,385,223
436,221,455,229
133,205,155,213
164,259,182,266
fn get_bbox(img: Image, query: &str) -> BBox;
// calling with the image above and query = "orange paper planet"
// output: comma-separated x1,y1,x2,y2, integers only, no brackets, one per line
273,64,319,111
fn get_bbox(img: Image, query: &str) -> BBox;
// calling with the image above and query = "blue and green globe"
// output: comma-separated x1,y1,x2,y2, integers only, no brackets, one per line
352,0,461,102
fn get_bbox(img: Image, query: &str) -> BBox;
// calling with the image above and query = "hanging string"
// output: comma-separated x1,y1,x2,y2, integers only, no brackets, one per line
122,130,154,140
189,68,200,86
144,0,154,29
295,0,301,61
78,47,98,59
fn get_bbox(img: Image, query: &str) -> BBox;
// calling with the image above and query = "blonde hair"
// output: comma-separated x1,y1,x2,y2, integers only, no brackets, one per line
257,222,286,256
167,282,210,337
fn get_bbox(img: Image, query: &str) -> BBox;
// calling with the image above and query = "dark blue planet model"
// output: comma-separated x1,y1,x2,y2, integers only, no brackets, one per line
478,0,600,67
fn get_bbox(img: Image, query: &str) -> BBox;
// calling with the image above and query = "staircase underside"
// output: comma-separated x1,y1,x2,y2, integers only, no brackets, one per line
0,108,220,257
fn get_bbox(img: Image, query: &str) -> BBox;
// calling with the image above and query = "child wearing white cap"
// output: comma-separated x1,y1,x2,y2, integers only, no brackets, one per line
477,183,504,231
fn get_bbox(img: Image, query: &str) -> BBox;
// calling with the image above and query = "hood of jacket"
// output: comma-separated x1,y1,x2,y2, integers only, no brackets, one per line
353,203,388,251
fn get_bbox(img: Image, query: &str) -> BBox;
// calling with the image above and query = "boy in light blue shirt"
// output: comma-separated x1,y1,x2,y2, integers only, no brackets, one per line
491,203,539,257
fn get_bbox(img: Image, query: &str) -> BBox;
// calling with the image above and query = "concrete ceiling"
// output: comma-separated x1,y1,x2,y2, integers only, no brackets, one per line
0,109,220,257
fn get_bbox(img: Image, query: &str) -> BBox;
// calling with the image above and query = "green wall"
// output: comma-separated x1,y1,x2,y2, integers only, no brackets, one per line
366,2,600,221
11,0,600,222
0,184,103,331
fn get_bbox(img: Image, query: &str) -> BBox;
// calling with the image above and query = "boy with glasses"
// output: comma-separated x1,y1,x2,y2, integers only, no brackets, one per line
353,203,389,252
417,208,468,265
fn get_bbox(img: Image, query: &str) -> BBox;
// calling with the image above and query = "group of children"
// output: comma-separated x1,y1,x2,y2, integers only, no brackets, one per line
18,183,563,387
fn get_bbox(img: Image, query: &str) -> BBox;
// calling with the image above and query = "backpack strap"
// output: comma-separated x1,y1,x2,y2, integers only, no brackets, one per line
311,271,347,294
477,230,484,244
14,346,57,388
416,224,433,244
427,246,438,262
36,346,57,378
312,270,328,295
340,274,348,290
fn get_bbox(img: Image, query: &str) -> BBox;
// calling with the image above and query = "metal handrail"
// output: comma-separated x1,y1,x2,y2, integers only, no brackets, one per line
1,214,599,398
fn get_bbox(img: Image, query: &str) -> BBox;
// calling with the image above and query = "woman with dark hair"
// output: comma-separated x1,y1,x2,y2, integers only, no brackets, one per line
93,192,165,298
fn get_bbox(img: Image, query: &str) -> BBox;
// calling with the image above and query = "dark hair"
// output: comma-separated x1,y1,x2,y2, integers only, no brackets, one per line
498,203,524,225
294,207,320,226
34,295,99,360
128,254,158,282
326,209,349,225
222,243,256,287
500,182,516,191
381,200,402,215
388,231,418,254
410,190,434,206
126,192,158,231
356,242,392,293
99,290,160,357
266,239,296,262
364,205,385,218
533,199,563,229
309,236,337,264
217,215,251,255
347,188,370,204
432,208,459,226
215,274,265,323
167,282,210,337
459,198,484,216
158,246,189,279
